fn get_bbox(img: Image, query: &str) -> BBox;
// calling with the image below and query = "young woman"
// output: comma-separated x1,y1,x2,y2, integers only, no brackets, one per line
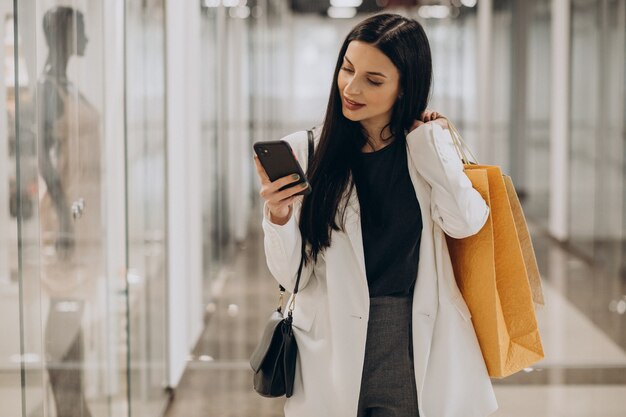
253,13,497,417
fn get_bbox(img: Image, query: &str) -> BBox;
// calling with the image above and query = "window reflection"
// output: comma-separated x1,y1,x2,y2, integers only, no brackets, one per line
38,6,100,416
3,0,168,415
1,3,25,416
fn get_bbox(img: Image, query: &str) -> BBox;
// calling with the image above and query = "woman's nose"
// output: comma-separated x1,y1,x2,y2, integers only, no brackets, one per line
344,79,362,96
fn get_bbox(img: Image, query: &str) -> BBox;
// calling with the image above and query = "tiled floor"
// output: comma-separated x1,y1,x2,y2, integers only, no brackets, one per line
163,207,626,417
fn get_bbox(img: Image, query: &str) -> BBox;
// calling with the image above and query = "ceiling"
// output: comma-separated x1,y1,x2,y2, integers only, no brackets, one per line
288,0,420,15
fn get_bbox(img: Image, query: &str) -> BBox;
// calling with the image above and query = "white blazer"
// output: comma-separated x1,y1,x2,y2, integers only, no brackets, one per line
261,123,498,417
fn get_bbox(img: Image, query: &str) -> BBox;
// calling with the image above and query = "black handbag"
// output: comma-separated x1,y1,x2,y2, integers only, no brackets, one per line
250,129,314,398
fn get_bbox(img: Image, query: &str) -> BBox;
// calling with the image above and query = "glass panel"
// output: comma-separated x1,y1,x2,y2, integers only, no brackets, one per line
491,1,513,172
595,0,625,274
421,5,480,150
1,0,44,415
16,0,47,413
620,0,626,280
224,11,252,245
524,0,551,224
125,0,169,414
201,5,221,304
200,4,238,305
3,0,175,414
570,0,600,256
569,0,625,272
34,2,128,415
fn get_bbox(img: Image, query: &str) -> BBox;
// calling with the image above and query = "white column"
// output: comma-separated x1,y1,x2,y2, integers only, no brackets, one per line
477,0,493,162
165,0,204,387
549,0,571,241
186,0,204,355
0,14,9,285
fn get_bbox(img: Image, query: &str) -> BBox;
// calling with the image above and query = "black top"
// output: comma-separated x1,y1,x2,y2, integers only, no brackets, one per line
352,138,423,298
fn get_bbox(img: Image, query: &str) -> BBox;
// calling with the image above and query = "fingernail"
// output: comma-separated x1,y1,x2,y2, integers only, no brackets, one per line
292,174,300,180
301,183,308,188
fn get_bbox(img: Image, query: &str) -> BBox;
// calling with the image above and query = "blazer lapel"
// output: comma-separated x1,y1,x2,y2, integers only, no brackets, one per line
341,176,368,289
405,140,438,317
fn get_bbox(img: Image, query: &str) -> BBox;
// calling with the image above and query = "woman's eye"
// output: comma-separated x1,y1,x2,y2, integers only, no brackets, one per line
341,67,382,87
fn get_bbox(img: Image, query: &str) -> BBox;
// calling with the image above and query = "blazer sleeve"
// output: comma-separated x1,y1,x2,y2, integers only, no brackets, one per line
261,131,316,291
407,122,489,239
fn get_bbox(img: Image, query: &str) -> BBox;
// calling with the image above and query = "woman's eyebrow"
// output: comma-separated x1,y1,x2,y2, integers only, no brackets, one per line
344,56,388,78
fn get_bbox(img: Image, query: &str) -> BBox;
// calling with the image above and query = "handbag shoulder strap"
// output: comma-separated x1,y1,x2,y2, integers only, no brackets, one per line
278,128,315,296
307,128,314,171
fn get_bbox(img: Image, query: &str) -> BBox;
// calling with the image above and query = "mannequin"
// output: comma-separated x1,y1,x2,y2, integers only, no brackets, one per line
38,6,101,416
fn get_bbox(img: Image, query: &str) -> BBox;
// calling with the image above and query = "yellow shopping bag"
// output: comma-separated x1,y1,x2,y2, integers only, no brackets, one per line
443,120,545,378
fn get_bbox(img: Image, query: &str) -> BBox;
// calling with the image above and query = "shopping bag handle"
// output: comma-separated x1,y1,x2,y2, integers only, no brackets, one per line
441,117,480,165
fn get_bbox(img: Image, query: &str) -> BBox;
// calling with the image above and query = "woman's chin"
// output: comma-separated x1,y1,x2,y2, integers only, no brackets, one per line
342,109,363,122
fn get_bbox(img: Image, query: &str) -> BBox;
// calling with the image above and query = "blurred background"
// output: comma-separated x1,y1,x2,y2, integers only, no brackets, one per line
0,0,624,416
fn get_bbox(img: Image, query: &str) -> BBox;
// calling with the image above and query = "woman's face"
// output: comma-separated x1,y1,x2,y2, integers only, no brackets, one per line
337,41,401,125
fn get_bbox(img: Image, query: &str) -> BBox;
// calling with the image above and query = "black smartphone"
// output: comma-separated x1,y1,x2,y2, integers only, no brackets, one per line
253,140,311,196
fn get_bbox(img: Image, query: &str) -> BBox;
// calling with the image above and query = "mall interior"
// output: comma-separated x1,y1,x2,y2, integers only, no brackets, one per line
1,0,625,416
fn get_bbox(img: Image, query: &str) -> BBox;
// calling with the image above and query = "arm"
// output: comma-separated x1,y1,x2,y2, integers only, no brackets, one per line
258,130,316,291
407,122,489,239
262,198,315,292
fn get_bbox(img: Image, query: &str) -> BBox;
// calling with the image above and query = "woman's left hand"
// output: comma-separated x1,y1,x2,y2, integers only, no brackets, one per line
409,110,448,133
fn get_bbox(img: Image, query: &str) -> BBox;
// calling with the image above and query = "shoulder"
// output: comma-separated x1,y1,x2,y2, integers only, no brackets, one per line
279,130,308,154
280,125,322,151
281,126,322,160
406,122,435,144
279,125,322,169
407,122,458,163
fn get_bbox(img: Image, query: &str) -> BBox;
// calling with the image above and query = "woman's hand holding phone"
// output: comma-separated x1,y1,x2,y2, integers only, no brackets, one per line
254,155,308,225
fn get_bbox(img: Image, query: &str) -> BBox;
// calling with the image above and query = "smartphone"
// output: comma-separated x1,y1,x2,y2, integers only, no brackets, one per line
253,140,311,196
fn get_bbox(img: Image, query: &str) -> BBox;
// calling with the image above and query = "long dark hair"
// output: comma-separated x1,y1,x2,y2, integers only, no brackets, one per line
300,13,432,264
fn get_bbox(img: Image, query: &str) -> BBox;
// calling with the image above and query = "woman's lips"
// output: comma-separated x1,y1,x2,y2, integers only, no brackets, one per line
343,97,366,110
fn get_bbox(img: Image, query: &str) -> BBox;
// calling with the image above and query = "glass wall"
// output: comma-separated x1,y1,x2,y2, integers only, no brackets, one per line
1,0,169,415
34,1,124,415
569,0,625,273
523,0,552,225
422,6,480,150
125,0,169,415
570,0,599,257
200,1,256,305
200,4,222,302
423,0,552,228
1,0,42,414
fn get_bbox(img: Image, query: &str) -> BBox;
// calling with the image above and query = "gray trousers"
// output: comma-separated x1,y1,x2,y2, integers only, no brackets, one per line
357,295,419,417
